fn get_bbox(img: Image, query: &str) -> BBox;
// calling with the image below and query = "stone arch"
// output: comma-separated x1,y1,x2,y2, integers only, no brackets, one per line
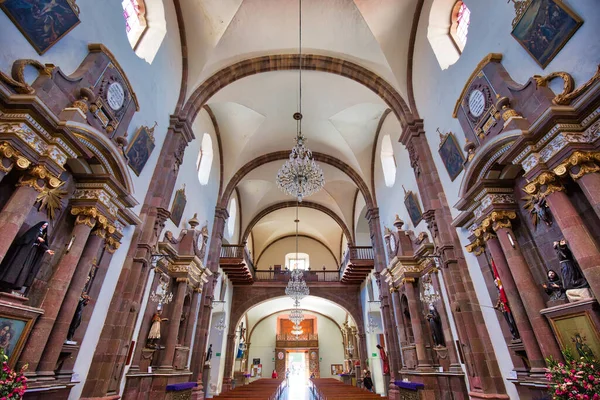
181,54,414,129
219,151,375,210
255,234,339,267
248,308,345,342
457,130,523,199
242,201,354,248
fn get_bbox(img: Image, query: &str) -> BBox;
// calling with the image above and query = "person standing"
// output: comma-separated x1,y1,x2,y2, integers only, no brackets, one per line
363,370,374,392
271,369,278,379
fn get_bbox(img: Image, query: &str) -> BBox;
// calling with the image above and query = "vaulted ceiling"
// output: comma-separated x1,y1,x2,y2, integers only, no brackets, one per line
179,0,420,263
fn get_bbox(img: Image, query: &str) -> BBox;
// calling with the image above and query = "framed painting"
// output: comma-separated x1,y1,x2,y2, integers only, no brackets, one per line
0,0,81,55
0,314,34,367
550,312,600,360
170,185,187,227
511,0,583,69
126,125,156,176
331,364,343,375
404,188,423,227
438,131,465,182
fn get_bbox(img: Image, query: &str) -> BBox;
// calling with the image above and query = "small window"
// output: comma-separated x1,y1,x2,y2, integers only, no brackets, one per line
122,0,147,49
285,253,310,270
227,198,237,238
450,1,470,52
197,133,213,185
380,135,397,187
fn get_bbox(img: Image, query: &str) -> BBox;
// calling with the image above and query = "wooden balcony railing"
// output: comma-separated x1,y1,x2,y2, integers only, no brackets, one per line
275,334,319,348
339,246,374,280
220,244,244,259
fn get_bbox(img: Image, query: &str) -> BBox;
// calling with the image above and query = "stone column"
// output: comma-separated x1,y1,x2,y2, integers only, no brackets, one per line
429,271,460,371
390,289,407,369
553,151,600,220
576,172,600,219
0,167,50,263
184,288,202,348
357,332,368,370
37,228,106,374
403,279,431,370
485,234,546,373
19,207,96,372
542,183,600,298
489,211,562,361
131,270,161,369
160,278,188,369
220,333,237,393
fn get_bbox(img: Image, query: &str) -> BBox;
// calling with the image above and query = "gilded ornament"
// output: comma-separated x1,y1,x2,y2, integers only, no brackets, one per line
534,65,600,106
0,59,53,94
553,151,600,180
523,171,564,197
36,182,67,220
72,97,89,114
509,0,530,28
489,210,517,232
105,237,121,254
15,156,30,170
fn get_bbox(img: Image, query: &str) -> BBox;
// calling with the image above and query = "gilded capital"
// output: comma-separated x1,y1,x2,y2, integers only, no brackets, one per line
523,171,564,197
105,236,121,254
488,210,517,232
553,151,600,180
71,206,98,228
465,238,485,256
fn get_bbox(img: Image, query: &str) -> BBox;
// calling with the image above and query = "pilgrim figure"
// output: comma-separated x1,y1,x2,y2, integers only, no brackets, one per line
147,310,168,348
0,221,55,292
205,343,213,363
554,240,588,290
66,294,91,342
426,303,445,347
542,270,566,301
376,344,390,375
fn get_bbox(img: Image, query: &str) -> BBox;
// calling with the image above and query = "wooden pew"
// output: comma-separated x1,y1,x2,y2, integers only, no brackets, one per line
213,378,285,400
310,378,385,400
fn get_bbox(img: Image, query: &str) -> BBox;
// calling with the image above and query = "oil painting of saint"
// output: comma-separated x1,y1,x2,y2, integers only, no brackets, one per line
1,0,81,55
126,126,156,176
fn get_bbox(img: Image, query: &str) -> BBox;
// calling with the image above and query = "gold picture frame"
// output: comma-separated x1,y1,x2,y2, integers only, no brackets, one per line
0,313,35,367
549,311,600,360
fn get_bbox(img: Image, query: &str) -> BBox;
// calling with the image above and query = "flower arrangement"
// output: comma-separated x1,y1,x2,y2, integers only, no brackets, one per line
546,348,599,400
0,348,27,399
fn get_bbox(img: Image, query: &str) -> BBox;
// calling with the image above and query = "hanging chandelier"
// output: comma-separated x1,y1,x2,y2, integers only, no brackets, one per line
285,268,310,302
275,0,324,203
291,324,304,336
215,315,226,334
366,315,378,334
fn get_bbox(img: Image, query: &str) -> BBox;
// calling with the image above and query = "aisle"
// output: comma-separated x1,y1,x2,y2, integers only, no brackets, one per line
285,372,311,400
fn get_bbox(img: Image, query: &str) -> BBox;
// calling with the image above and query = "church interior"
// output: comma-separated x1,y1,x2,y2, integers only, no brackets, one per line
0,0,599,399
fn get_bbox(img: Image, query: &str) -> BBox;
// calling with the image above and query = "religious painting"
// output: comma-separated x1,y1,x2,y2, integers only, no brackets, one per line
550,312,600,360
511,0,583,69
331,364,343,375
0,0,81,55
170,186,187,227
126,125,156,176
438,131,465,181
0,315,33,367
403,188,423,227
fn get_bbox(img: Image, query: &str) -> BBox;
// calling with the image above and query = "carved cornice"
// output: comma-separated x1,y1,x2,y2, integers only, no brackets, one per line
553,151,600,180
534,65,600,106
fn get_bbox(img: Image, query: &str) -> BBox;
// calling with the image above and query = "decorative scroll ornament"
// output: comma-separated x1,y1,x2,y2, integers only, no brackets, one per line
0,59,54,94
523,171,565,197
509,0,531,28
36,182,67,220
553,151,600,180
534,65,600,106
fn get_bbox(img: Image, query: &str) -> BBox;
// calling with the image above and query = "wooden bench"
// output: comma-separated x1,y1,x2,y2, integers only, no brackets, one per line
214,378,285,400
310,378,385,400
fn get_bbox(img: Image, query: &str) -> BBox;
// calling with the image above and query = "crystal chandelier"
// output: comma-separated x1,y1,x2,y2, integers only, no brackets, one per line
366,315,378,334
289,306,305,326
285,268,310,302
291,324,304,336
215,315,226,334
275,0,324,203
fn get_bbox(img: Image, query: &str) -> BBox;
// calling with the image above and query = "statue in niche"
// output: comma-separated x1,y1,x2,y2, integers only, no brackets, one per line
523,193,552,229
425,304,446,347
376,344,390,375
493,276,519,340
66,283,91,344
542,270,566,301
554,240,588,290
147,310,168,349
164,230,179,245
205,343,213,364
0,221,55,292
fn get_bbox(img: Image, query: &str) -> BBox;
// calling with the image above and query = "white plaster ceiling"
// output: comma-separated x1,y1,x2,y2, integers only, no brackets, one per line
246,295,355,335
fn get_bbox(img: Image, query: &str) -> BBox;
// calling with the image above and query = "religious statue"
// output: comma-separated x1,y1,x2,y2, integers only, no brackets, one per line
493,272,519,340
66,293,91,343
147,310,168,349
376,344,390,375
425,304,445,347
572,333,595,359
542,270,566,301
0,221,55,292
205,343,213,364
554,240,588,290
524,193,552,229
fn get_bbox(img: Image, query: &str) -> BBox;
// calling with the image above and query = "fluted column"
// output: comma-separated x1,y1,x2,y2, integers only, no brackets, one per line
404,279,431,370
0,166,56,263
488,211,562,361
19,207,97,372
184,288,202,348
37,227,107,374
484,233,545,373
160,278,188,369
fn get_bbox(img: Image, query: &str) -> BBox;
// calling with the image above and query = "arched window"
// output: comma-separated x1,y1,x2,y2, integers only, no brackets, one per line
427,0,470,70
121,0,167,64
450,1,471,52
197,133,213,185
285,253,310,271
227,198,237,238
380,135,397,187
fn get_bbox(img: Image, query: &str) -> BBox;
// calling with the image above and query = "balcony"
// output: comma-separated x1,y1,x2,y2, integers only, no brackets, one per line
275,334,319,348
339,246,374,284
255,268,341,282
219,244,255,284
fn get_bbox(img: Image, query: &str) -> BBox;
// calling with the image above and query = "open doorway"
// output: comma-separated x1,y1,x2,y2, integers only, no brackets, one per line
286,351,308,382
